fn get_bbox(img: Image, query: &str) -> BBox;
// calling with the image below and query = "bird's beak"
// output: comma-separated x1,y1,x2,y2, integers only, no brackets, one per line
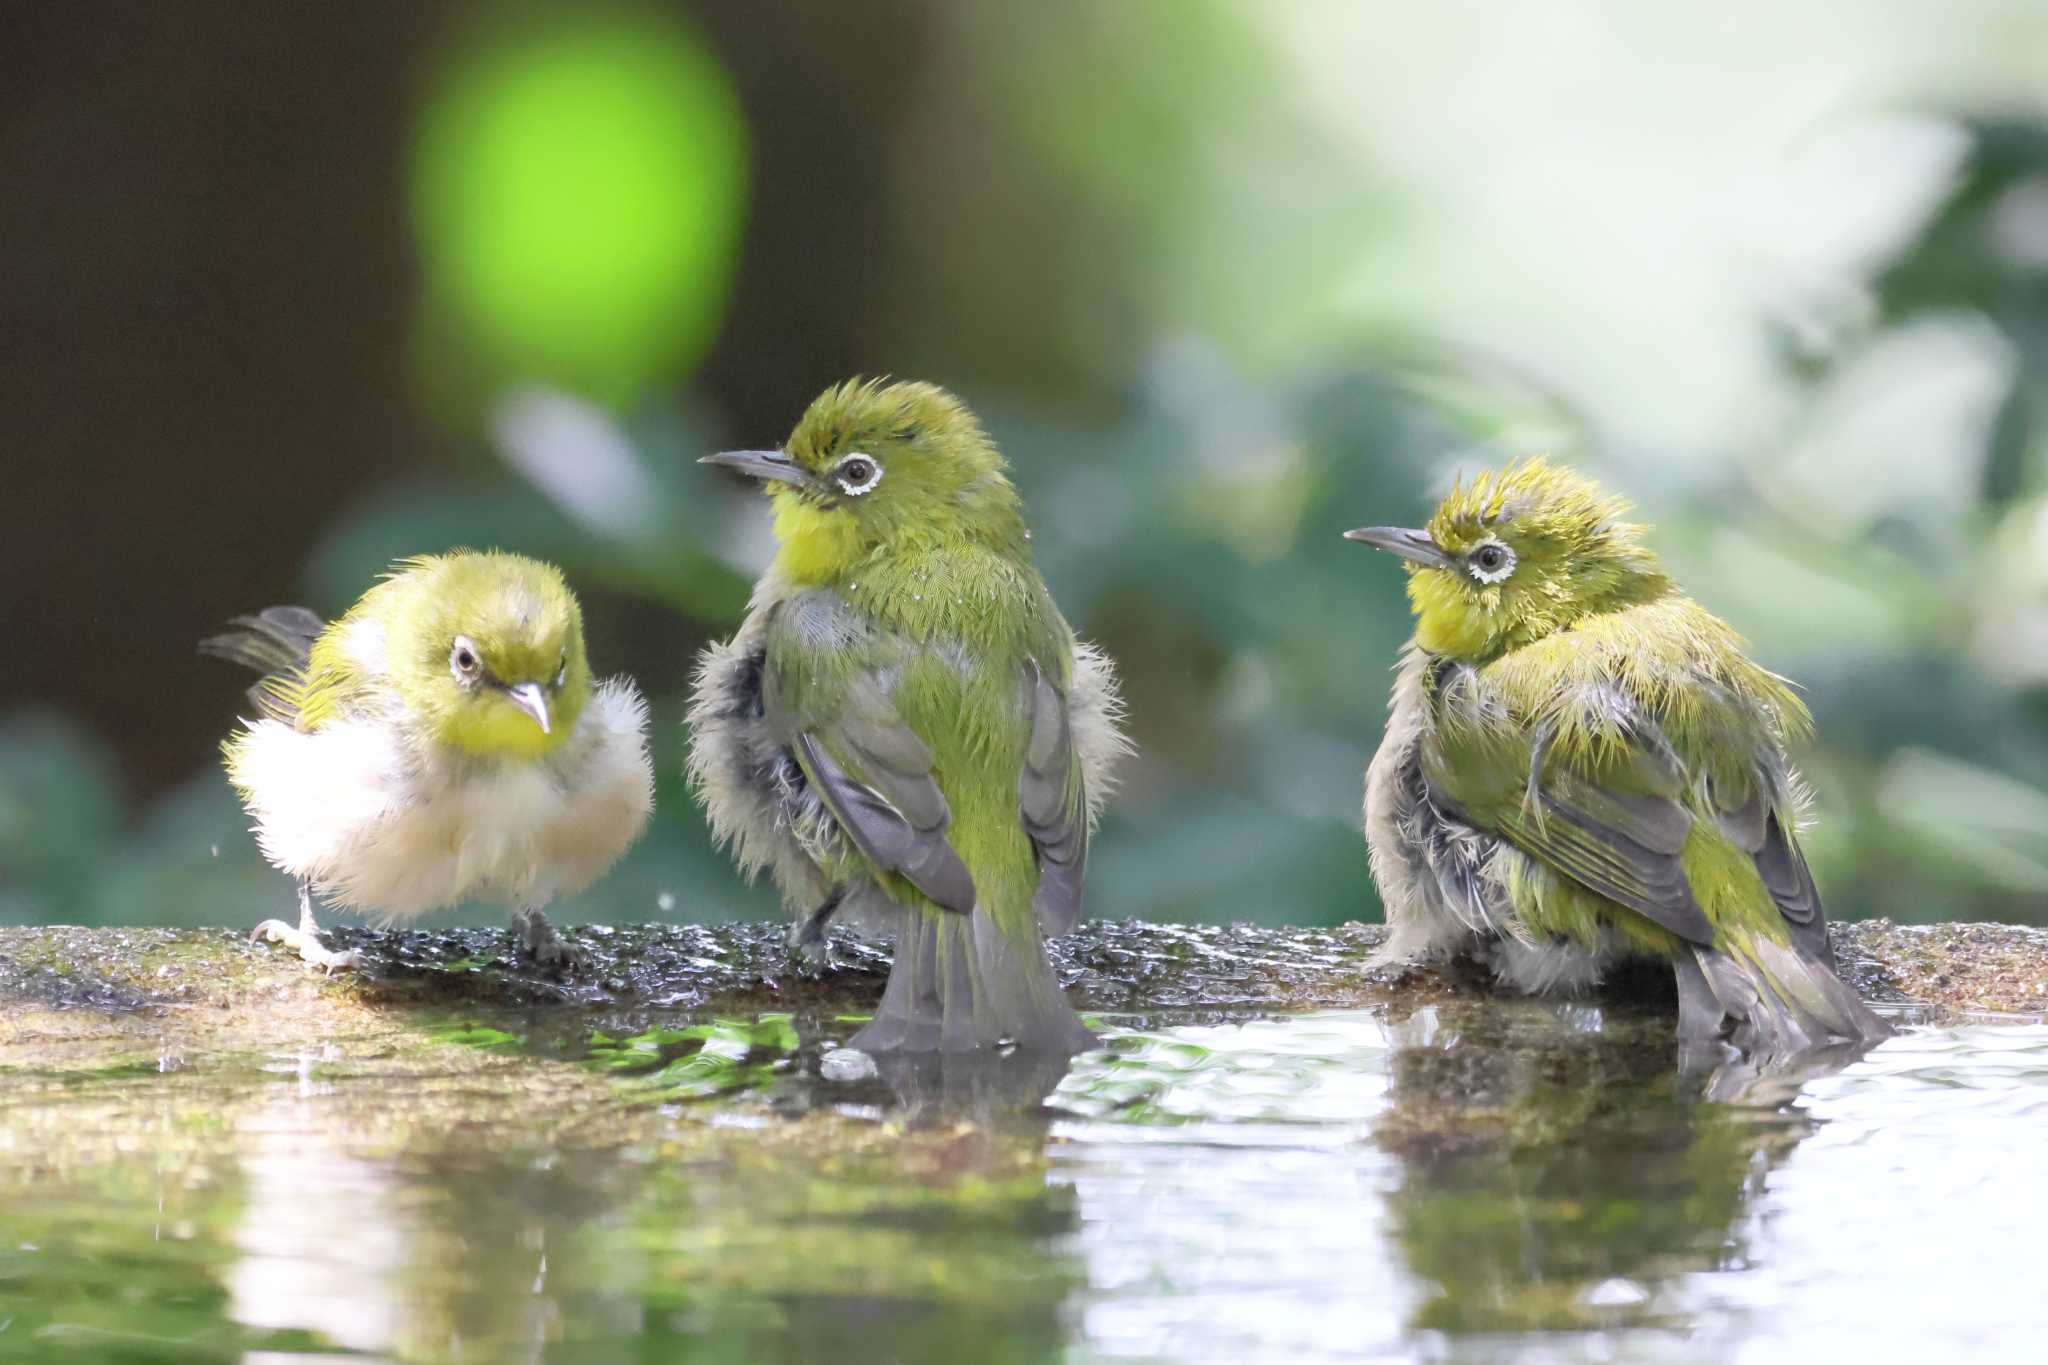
1343,525,1454,569
699,448,809,487
505,681,551,735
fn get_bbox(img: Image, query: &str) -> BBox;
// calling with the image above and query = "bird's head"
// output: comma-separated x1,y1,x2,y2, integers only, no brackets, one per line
385,552,591,758
1346,460,1671,660
702,378,1025,582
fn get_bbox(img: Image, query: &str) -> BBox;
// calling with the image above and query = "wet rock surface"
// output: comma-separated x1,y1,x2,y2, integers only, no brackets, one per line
1,918,2039,1043
1833,918,2048,1014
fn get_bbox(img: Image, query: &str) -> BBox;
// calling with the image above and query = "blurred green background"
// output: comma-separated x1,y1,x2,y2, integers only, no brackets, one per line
5,0,2048,932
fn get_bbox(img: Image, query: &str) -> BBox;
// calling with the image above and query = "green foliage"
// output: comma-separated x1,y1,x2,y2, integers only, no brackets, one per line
435,1013,804,1101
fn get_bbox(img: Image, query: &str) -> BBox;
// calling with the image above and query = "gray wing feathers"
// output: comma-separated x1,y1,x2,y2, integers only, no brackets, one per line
1020,659,1087,934
1022,643,1131,936
200,604,329,723
1515,788,1717,945
1545,757,1692,855
1495,707,1825,954
1485,744,1717,946
1713,779,1830,962
795,731,976,914
1754,811,1829,961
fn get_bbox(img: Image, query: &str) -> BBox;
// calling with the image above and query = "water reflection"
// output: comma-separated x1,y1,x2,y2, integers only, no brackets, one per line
230,1069,405,1360
1,1008,2043,1361
1049,1014,1416,1359
0,1028,1089,1364
1046,1000,1879,1356
1672,1024,2048,1358
1374,1001,1817,1336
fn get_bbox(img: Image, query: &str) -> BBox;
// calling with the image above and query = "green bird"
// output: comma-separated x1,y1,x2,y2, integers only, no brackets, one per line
687,379,1128,1054
203,551,654,971
1350,460,1888,1059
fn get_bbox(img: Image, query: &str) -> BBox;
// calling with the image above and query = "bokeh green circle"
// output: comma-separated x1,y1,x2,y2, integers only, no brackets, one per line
411,12,746,406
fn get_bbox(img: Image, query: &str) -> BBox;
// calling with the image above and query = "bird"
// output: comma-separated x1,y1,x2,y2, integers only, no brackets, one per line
203,551,654,972
686,378,1129,1055
1349,459,1889,1061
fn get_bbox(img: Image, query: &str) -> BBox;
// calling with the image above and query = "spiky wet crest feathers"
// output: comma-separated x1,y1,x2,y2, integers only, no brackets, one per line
1404,459,1673,660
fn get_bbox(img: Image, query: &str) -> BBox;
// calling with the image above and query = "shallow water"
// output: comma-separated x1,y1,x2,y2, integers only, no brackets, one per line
1,998,2042,1363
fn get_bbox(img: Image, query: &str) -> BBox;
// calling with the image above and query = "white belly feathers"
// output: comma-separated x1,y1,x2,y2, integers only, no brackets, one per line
229,679,653,919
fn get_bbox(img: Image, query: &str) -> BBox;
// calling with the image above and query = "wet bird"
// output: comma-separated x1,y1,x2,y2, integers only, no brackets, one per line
1350,460,1889,1060
688,378,1128,1054
204,551,653,971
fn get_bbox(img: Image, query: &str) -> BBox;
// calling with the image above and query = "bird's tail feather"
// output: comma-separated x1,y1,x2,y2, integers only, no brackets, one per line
849,907,1097,1055
1675,932,1890,1063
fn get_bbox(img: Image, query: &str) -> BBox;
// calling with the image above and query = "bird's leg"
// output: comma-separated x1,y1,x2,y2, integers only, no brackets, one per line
787,884,847,976
249,881,361,974
510,907,582,972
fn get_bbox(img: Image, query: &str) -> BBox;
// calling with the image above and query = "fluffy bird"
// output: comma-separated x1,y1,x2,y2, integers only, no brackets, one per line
1351,461,1888,1059
688,378,1128,1054
204,551,653,971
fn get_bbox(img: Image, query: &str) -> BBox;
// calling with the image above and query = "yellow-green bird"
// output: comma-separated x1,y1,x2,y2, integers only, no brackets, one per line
203,551,654,971
687,378,1128,1054
1350,460,1888,1058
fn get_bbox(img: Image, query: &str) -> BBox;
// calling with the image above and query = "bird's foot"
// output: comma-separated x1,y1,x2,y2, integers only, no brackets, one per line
248,919,361,974
786,887,846,978
786,921,836,978
510,909,585,974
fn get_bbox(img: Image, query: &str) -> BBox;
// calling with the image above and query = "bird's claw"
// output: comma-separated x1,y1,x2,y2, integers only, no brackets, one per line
524,938,588,974
785,916,838,978
789,935,836,978
248,919,361,974
510,910,585,975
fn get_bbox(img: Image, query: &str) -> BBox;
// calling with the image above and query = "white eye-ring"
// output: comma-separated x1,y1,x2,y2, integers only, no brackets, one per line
1467,537,1516,585
553,653,568,689
450,635,483,684
832,452,883,497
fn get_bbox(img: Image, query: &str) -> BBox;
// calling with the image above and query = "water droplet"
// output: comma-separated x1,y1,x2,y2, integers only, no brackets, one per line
1583,1278,1649,1308
820,1048,878,1083
656,891,676,913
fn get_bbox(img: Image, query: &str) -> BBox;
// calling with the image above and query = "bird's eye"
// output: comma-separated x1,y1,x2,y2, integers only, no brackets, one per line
450,637,482,682
553,655,568,689
1467,539,1516,584
833,453,883,496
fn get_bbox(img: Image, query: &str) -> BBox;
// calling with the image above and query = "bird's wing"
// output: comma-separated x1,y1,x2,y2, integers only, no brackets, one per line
1429,677,1823,953
1481,719,1717,946
199,605,329,725
1019,657,1090,935
1709,781,1830,961
767,636,978,914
